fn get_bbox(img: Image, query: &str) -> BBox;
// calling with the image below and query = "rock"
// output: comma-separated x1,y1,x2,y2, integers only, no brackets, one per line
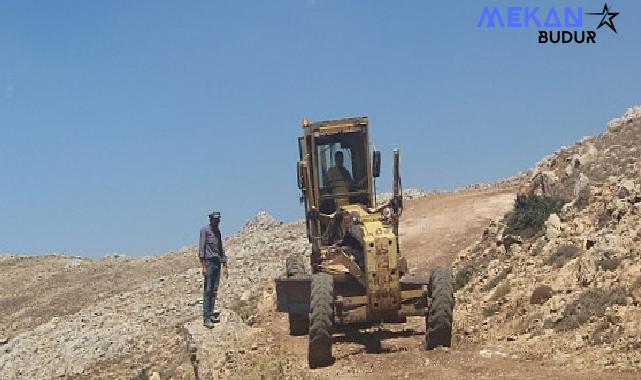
581,143,598,163
453,106,641,372
565,164,574,177
573,173,590,199
528,170,559,196
607,106,641,132
618,180,635,199
0,211,311,380
545,214,561,239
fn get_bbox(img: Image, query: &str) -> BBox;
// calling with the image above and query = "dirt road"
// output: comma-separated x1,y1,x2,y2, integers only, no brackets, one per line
230,188,639,379
3,187,639,379
400,188,515,273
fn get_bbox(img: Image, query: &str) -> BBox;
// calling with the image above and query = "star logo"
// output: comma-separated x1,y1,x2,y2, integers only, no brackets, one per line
586,3,620,33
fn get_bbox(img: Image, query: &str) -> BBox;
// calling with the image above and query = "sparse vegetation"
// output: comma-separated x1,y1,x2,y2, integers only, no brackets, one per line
516,311,544,334
228,298,258,324
505,194,566,237
597,257,621,271
634,276,641,289
483,266,512,291
233,345,316,380
575,185,591,209
530,285,553,305
598,208,614,228
547,244,581,268
530,239,546,257
491,281,511,301
590,321,622,345
132,369,150,380
454,262,476,291
482,302,500,317
552,287,628,331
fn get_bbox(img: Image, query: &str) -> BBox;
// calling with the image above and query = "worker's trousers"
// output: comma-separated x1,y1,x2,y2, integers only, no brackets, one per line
203,258,221,322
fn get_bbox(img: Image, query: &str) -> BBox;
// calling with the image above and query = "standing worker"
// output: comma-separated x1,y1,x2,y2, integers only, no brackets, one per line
199,211,228,328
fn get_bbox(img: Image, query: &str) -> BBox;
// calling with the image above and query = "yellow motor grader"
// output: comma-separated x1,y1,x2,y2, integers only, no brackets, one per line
275,116,453,368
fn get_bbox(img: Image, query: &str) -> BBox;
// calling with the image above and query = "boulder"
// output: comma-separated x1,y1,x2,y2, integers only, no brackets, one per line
618,180,636,199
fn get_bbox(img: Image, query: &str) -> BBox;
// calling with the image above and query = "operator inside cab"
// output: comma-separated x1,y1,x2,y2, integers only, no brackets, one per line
326,151,353,193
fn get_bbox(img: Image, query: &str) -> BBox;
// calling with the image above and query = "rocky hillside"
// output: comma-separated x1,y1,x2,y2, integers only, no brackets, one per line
0,212,310,379
3,107,641,379
454,106,641,370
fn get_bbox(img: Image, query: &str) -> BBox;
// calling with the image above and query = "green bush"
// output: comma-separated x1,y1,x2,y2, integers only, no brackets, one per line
505,194,565,237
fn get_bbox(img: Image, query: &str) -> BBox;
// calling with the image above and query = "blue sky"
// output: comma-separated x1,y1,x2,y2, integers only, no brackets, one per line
1,1,640,256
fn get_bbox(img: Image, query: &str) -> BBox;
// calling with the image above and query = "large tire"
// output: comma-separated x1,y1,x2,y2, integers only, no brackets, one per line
286,255,305,277
426,266,454,349
308,273,334,368
285,255,309,335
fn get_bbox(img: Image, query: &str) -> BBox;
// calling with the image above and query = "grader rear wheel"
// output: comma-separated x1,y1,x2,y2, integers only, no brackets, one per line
425,266,454,349
308,273,334,368
286,255,305,278
285,255,309,335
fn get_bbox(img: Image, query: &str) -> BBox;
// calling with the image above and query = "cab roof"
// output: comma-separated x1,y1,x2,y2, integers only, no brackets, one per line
302,116,368,135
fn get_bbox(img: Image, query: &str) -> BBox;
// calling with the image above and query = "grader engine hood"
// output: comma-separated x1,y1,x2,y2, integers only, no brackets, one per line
344,205,401,319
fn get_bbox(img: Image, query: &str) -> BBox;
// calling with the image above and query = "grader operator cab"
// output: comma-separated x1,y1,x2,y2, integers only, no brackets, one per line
275,117,454,368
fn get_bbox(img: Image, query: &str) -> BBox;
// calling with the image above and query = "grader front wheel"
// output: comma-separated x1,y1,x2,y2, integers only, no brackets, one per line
425,266,454,349
308,273,334,368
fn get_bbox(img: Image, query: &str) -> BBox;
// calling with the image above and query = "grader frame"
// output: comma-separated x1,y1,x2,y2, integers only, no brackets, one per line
275,117,453,368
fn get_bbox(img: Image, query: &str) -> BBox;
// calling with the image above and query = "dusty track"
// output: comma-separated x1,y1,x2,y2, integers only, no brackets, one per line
237,188,639,379
3,188,639,379
400,188,515,273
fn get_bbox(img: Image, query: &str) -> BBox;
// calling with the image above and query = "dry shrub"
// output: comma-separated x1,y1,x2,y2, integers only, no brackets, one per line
482,302,500,317
547,244,581,268
634,276,641,289
530,239,546,257
232,345,316,380
491,281,511,301
552,287,628,331
598,208,614,228
530,285,553,305
597,257,621,271
516,311,544,334
589,321,623,345
454,262,476,291
228,299,257,324
483,266,512,291
574,185,591,209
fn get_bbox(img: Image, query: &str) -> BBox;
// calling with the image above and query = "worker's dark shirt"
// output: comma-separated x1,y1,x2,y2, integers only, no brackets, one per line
198,225,227,262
